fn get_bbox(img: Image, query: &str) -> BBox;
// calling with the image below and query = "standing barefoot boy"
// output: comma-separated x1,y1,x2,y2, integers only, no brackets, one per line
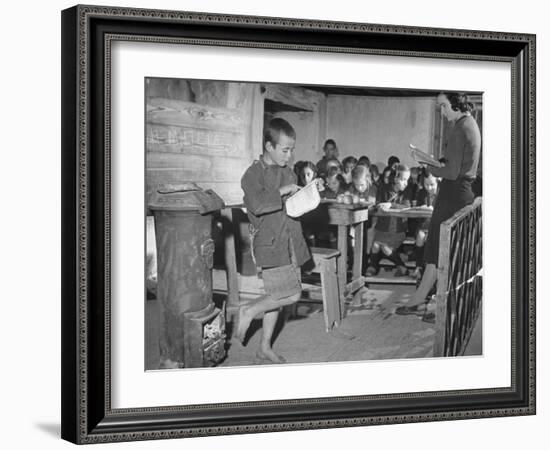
238,118,311,364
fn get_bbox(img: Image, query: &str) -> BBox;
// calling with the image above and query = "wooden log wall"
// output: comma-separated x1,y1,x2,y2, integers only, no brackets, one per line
263,84,326,164
146,79,263,207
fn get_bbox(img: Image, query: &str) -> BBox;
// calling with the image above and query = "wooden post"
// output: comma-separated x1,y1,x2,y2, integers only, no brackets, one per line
337,225,347,315
220,208,240,322
433,224,451,357
352,222,364,281
351,221,365,304
310,248,342,332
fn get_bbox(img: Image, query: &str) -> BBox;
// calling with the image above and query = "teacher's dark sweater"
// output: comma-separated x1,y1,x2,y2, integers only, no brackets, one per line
431,115,481,180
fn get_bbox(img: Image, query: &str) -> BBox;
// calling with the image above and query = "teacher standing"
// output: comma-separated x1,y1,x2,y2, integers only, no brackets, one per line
396,92,481,319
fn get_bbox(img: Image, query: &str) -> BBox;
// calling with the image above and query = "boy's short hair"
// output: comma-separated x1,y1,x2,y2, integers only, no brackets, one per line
264,118,296,148
323,139,337,149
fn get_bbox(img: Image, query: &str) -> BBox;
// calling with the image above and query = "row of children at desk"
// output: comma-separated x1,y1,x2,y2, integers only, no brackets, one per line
293,155,439,279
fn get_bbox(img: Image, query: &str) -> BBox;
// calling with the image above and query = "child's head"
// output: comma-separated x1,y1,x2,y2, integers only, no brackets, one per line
392,164,410,192
293,160,304,177
263,118,296,167
325,158,342,173
351,164,372,194
382,166,393,185
357,156,371,168
298,161,317,186
342,156,358,174
341,156,357,183
369,164,380,182
421,169,439,196
323,139,339,159
325,167,344,193
387,155,400,170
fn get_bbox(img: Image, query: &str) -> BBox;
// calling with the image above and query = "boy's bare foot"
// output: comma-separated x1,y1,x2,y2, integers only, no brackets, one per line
256,348,287,364
235,306,253,343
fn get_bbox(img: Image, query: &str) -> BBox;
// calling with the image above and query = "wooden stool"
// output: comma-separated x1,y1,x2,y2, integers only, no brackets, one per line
310,247,342,333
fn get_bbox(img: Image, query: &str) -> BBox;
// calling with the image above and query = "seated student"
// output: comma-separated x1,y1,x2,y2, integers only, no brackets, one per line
411,169,439,279
357,155,371,168
239,118,312,364
348,164,376,204
387,155,400,170
342,156,358,185
293,160,304,181
296,161,324,246
404,166,421,200
403,166,421,237
325,157,343,175
296,160,318,187
366,164,411,277
370,164,381,187
316,139,339,177
381,165,393,187
321,166,346,199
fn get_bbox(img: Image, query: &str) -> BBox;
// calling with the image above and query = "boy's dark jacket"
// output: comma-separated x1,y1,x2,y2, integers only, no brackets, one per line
241,158,310,268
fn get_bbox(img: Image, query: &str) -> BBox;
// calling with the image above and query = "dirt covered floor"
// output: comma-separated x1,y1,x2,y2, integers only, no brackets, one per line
145,283,482,370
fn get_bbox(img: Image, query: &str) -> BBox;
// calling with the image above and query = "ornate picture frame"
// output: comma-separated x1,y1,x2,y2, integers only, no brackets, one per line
61,5,535,444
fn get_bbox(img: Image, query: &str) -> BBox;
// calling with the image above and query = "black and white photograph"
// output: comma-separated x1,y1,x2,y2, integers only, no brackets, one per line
55,2,538,445
144,78,483,370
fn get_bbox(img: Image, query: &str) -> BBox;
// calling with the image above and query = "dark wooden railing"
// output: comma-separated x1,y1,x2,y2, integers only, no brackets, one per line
433,197,483,357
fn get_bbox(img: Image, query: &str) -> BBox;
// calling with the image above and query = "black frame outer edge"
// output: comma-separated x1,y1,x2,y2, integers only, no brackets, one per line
61,6,535,443
518,37,535,411
61,5,78,444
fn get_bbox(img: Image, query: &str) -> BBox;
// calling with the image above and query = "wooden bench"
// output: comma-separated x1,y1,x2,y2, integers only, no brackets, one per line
214,246,345,336
309,247,343,333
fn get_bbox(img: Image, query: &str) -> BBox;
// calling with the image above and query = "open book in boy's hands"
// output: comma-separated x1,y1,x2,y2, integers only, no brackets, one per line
409,143,443,167
285,181,321,218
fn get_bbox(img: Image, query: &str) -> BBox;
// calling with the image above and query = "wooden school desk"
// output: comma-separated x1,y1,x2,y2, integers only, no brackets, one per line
322,200,371,315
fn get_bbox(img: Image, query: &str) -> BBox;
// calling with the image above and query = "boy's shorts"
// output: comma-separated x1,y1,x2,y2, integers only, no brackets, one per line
258,233,302,301
261,264,302,300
